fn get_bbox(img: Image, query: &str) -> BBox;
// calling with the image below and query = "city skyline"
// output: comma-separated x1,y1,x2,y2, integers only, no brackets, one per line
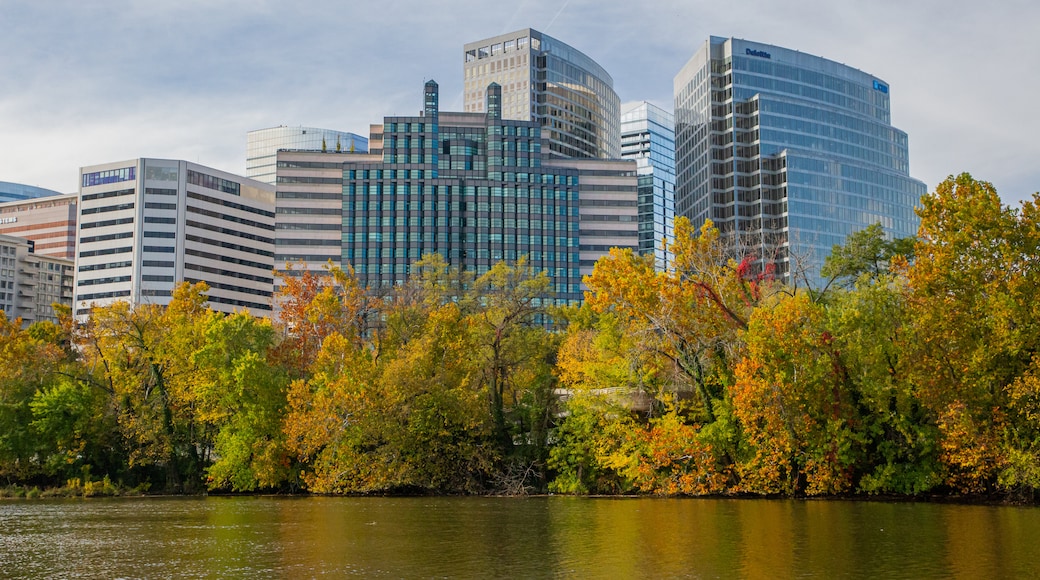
3,0,1038,206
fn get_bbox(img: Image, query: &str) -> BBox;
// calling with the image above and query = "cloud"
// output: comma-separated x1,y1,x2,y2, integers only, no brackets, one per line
2,0,1038,204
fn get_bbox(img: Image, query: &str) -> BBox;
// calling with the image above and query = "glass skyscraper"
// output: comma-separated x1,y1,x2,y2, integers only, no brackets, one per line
463,28,621,160
674,37,925,283
621,101,676,270
343,81,583,303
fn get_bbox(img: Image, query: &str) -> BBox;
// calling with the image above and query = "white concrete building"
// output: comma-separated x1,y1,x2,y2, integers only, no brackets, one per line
74,159,275,318
0,234,74,325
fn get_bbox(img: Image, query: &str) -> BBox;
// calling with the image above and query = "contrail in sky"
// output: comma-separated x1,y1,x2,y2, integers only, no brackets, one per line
544,0,571,33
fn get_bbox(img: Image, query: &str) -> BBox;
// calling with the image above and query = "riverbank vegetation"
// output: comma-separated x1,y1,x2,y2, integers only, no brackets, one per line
3,173,1040,501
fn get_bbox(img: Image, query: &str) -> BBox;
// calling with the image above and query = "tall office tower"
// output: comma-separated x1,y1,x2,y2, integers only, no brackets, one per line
620,101,676,270
74,159,275,318
342,80,589,303
0,234,73,325
0,181,65,204
674,37,925,283
247,126,368,185
543,158,638,279
463,28,621,160
0,194,78,259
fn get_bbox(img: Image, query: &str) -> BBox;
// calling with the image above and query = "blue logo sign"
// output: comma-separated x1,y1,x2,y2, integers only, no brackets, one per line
745,48,771,59
873,80,889,94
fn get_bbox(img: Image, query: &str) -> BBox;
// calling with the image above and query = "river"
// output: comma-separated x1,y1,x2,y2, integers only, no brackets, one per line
2,496,1038,578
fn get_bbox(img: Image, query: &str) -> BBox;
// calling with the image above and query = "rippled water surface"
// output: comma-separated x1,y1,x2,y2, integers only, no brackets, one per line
2,496,1039,578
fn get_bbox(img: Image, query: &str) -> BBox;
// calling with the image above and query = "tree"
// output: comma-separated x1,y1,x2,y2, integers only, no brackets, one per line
76,283,213,491
284,255,496,493
819,222,916,294
903,173,1040,494
29,376,121,482
825,276,941,494
583,217,779,424
274,264,372,376
731,292,861,495
192,312,291,491
468,257,557,457
0,311,67,481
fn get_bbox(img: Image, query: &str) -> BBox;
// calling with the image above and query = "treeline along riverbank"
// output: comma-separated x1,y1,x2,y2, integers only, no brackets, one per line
3,173,1040,502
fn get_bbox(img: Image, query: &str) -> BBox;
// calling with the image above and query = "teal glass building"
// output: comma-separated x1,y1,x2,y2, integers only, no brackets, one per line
342,81,582,303
674,37,925,284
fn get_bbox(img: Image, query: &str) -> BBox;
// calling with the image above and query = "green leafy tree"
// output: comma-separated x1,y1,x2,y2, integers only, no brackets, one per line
0,311,67,481
820,222,915,293
193,312,291,491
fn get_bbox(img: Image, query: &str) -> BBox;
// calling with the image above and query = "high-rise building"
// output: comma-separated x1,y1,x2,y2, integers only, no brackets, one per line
74,159,275,318
0,234,73,325
0,194,78,260
331,81,637,304
463,28,621,160
674,37,925,283
247,126,368,186
273,149,377,278
621,101,676,269
344,80,583,303
0,181,64,203
544,158,638,279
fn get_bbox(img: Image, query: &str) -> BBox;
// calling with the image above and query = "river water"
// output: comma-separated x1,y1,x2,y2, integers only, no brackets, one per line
1,496,1038,578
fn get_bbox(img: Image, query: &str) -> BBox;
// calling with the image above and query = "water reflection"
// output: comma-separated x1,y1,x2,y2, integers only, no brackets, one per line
1,497,1039,578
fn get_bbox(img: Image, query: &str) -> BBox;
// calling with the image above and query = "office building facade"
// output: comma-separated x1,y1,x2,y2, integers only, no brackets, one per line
0,194,78,260
463,28,621,160
74,159,275,317
0,234,74,325
674,37,925,283
621,101,676,269
344,81,583,302
247,126,368,186
273,148,377,290
544,158,638,279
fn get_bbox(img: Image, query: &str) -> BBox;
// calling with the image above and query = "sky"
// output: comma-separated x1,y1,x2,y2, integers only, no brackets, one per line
3,0,1039,205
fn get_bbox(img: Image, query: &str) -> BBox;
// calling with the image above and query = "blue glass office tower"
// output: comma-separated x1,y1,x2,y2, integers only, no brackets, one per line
674,37,925,284
621,102,675,270
342,81,583,303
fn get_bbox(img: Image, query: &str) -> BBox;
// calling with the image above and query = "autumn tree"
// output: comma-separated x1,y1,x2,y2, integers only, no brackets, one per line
468,257,558,463
274,263,372,376
76,282,213,491
284,256,496,493
903,173,1040,494
731,292,862,495
583,217,779,424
